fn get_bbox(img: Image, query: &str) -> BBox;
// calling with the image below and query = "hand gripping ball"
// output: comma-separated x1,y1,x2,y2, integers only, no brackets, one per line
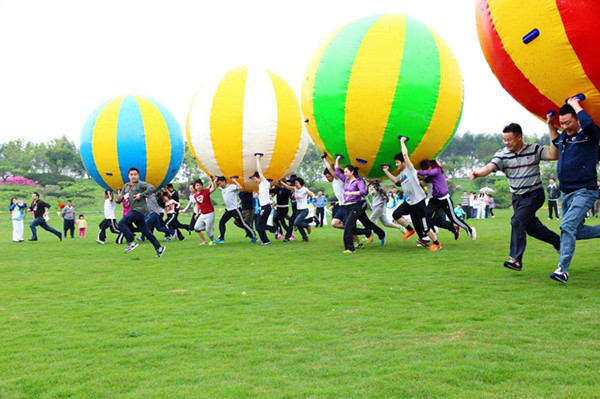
80,95,184,191
186,66,308,192
302,14,463,177
476,0,600,123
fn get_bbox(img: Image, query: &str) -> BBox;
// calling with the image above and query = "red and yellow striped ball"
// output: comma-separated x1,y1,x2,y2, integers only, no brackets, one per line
186,66,308,192
476,0,600,124
302,14,463,178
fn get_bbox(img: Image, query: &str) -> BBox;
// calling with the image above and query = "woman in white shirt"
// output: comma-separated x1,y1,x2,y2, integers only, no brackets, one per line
279,177,316,242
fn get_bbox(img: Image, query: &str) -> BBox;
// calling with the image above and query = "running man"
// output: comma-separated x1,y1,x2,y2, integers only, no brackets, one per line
97,190,121,244
546,98,600,283
214,176,257,243
116,168,166,257
249,154,278,246
472,123,560,271
29,192,62,241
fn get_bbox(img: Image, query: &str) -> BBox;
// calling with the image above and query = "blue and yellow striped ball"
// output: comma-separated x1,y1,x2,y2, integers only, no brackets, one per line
80,95,184,191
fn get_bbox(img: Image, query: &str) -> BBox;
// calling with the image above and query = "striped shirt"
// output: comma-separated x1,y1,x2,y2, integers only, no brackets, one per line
489,143,547,195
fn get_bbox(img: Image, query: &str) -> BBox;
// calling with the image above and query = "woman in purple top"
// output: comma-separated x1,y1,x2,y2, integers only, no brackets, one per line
334,155,386,253
418,159,476,241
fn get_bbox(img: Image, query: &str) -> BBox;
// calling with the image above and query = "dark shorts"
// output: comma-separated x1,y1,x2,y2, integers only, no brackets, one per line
333,204,346,221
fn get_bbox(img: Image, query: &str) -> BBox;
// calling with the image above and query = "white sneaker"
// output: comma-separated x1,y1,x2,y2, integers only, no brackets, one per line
96,239,105,245
124,242,139,253
470,227,477,241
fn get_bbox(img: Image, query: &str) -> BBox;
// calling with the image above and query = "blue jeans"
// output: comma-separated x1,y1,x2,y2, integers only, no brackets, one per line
558,189,600,272
145,213,175,238
294,209,310,240
30,217,61,239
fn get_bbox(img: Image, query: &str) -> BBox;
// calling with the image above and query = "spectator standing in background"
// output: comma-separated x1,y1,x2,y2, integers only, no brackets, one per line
547,178,560,220
314,190,328,227
461,191,470,219
9,197,27,243
61,200,76,239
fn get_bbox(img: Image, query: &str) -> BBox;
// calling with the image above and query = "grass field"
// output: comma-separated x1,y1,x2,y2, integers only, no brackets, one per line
1,209,599,398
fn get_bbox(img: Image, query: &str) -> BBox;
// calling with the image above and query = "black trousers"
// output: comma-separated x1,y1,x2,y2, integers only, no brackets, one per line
548,199,560,219
510,189,560,262
98,218,120,242
63,219,75,238
256,205,277,243
165,213,189,240
343,201,385,251
118,210,160,250
316,207,325,227
393,200,431,239
427,197,473,236
218,208,255,240
274,206,289,234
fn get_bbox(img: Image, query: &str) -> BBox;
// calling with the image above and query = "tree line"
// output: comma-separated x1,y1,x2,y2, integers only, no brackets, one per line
0,131,558,186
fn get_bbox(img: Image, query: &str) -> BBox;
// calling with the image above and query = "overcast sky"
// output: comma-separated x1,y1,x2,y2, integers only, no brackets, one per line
0,0,546,145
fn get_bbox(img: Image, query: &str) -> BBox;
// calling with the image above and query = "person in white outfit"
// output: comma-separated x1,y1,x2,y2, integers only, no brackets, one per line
9,197,27,242
368,180,404,231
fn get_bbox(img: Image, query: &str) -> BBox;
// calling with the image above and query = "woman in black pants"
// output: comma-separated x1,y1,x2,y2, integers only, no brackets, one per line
333,155,386,253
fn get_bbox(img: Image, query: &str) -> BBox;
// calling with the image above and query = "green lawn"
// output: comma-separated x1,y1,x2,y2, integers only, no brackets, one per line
1,209,599,398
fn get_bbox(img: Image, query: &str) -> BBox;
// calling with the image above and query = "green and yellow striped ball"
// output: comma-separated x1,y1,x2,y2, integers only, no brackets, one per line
302,14,463,178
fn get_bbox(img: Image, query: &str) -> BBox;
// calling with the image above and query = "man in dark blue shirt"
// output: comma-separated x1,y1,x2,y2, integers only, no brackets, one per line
29,192,62,241
547,97,600,283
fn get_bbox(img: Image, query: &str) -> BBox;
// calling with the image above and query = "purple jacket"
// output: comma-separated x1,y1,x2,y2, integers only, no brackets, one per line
335,168,367,203
417,167,449,198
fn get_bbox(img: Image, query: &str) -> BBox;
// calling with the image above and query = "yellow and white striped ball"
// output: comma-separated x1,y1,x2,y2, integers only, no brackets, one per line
186,66,308,192
302,14,463,178
80,95,184,191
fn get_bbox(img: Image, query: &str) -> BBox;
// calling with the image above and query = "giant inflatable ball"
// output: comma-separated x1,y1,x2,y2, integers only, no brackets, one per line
80,95,184,191
302,14,463,178
476,0,600,124
187,66,308,192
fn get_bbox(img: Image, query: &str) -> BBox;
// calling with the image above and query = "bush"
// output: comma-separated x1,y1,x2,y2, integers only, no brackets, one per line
25,173,74,187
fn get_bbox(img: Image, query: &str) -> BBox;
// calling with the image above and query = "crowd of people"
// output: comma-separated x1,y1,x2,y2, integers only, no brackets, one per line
7,98,600,284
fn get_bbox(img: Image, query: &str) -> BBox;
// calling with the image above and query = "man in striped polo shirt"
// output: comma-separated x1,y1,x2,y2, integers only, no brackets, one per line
471,123,560,271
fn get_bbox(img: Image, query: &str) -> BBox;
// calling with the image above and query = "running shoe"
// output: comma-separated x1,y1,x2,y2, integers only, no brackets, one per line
402,229,415,241
549,268,568,283
156,246,166,258
214,238,225,244
429,243,442,251
124,242,138,253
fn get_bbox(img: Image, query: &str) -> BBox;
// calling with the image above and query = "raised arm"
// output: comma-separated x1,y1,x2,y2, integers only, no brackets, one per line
278,179,294,191
208,177,217,193
399,137,413,169
231,176,243,190
323,156,336,177
255,154,265,181
546,112,559,160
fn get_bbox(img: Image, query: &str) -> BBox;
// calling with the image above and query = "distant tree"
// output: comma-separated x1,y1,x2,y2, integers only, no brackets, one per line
43,136,80,175
176,142,205,182
294,142,323,187
0,140,35,180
